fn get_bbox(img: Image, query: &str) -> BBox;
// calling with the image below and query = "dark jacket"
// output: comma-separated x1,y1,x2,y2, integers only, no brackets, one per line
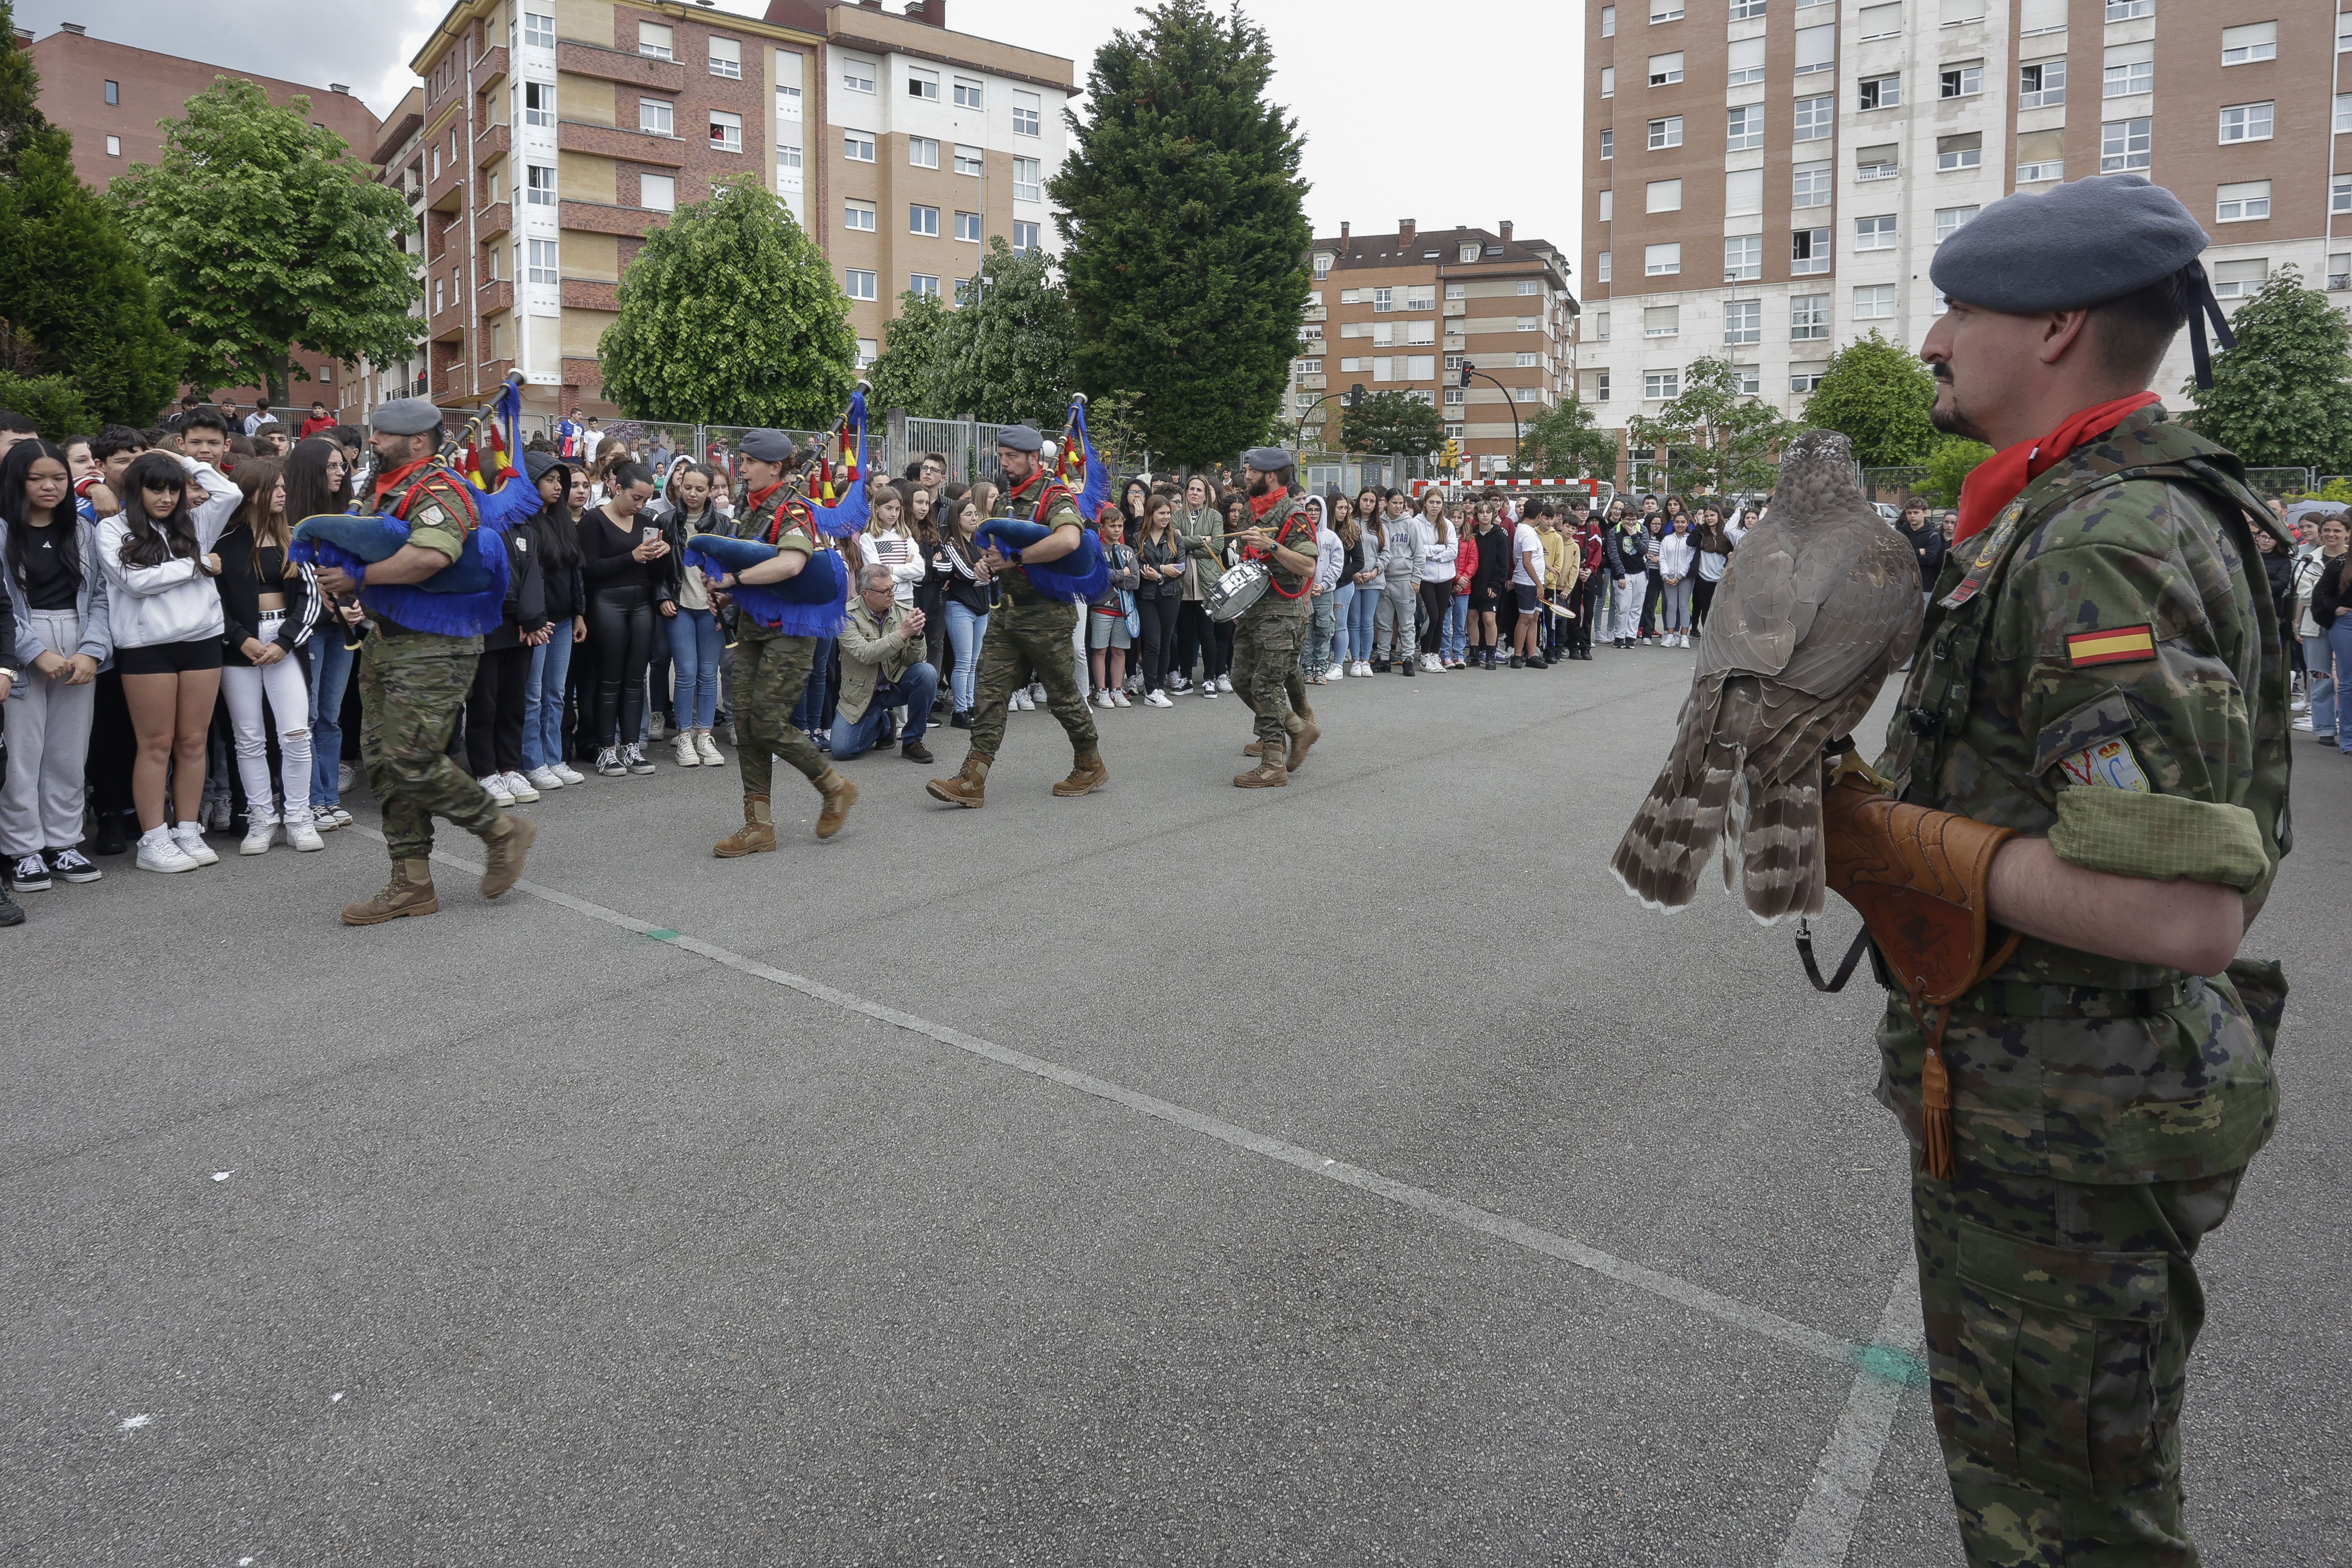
1606,524,1649,581
213,522,320,666
1905,520,1948,591
939,533,997,615
532,507,588,623
1469,522,1510,603
1135,530,1183,602
579,505,677,603
2260,548,2295,630
2313,554,2352,630
485,508,548,651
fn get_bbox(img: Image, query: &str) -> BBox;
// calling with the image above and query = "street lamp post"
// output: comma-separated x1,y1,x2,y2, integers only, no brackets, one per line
1294,382,1365,456
1458,361,1522,476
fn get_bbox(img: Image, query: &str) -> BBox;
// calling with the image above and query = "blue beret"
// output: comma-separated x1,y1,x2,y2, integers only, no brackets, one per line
1244,446,1293,472
370,396,444,436
1929,175,2208,313
738,429,796,463
996,425,1044,453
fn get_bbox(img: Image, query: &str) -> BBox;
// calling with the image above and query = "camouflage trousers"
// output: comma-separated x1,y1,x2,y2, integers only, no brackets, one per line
1231,608,1310,764
359,630,501,861
733,631,826,794
1913,1160,2244,1567
967,597,1097,758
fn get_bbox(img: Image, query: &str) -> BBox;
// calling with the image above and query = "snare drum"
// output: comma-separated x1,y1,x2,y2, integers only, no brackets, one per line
1205,559,1270,623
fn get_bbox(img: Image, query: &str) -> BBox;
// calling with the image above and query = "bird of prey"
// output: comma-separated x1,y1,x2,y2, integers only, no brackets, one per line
1611,429,1925,922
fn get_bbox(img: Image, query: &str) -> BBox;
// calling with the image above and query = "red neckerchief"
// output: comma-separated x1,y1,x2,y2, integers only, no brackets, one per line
373,458,432,501
1005,468,1046,507
1248,489,1285,524
1954,392,2160,546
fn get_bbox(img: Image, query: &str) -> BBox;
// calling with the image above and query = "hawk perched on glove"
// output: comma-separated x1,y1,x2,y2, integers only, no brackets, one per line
1611,429,1925,922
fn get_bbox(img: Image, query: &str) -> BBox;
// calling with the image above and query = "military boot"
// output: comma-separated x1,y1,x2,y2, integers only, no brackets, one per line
1053,747,1108,797
478,812,538,899
1234,747,1288,788
814,769,858,840
927,751,992,808
715,794,776,857
1285,716,1321,774
1242,740,1265,757
342,858,439,925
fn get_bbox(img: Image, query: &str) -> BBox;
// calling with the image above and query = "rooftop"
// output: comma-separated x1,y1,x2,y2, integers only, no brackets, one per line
1314,223,1568,279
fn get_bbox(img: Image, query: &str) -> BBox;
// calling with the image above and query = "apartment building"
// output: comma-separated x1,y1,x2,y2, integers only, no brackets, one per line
402,0,1070,423
1298,222,1579,475
1580,0,2349,475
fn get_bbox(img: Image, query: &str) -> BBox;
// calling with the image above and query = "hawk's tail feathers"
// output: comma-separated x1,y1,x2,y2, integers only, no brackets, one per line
1739,772,1826,924
1608,732,1744,908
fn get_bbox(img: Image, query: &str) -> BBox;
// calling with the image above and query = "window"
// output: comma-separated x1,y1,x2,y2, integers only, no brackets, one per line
856,338,877,369
1856,213,1898,250
778,144,802,172
1414,320,1442,344
1600,128,1614,159
2100,117,2150,171
1723,299,1762,345
1446,284,1467,301
2019,0,2065,33
1013,91,1041,137
525,164,555,205
910,274,940,299
1463,243,1483,263
908,68,939,101
104,134,120,157
434,277,444,314
1013,156,1041,202
844,132,875,162
709,110,741,153
952,209,982,242
1940,61,1983,97
2016,129,2064,183
524,81,554,126
1727,104,1764,150
1792,159,1833,207
1597,250,1611,282
2104,0,2152,18
1939,0,1984,21
640,98,674,135
1644,242,1682,276
2211,258,2266,299
642,173,675,211
103,79,119,106
2333,251,2352,292
1313,252,1333,280
1731,0,1765,16
1934,205,1978,244
1513,316,1537,332
1649,52,1684,85
1725,234,1763,280
527,239,557,283
709,37,741,78
843,58,876,94
638,21,673,60
2221,21,2276,64
1792,227,1831,274
1791,293,1830,340
523,11,554,47
901,136,936,168
1586,369,1612,402
1514,352,1540,368
1591,312,1611,342
844,200,876,232
910,203,939,236
1601,66,1616,97
953,144,983,176
2018,58,2065,109
2104,59,2153,100
2340,94,2352,134
1790,365,1826,393
2335,175,2352,217
954,77,984,109
1645,370,1681,401
1853,284,1896,320
1726,167,1764,217
1728,37,1766,84
1795,95,1834,141
1795,24,1836,74
845,269,878,301
1444,387,1466,406
1858,143,1899,180
1647,179,1684,213
1373,286,1394,312
1858,74,1900,110
1649,115,1684,149
1413,285,1440,308
1936,132,1982,171
2219,102,2274,144
1651,0,1684,19
1859,2,1902,37
1007,220,1041,258
2216,181,2271,223
1601,4,1617,34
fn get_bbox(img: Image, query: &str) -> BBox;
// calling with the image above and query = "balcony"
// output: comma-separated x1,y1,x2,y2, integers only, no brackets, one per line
474,45,508,90
1301,305,1326,322
477,201,511,240
1442,300,1467,316
558,199,662,238
557,119,685,167
427,155,464,213
474,279,513,316
555,40,686,93
474,122,510,162
561,277,621,312
1296,374,1326,390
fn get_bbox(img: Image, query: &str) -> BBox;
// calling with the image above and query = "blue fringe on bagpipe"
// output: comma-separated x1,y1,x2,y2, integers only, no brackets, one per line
289,469,538,638
684,533,849,639
974,517,1112,603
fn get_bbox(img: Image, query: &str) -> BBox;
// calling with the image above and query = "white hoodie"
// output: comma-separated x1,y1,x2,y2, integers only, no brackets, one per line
95,456,241,650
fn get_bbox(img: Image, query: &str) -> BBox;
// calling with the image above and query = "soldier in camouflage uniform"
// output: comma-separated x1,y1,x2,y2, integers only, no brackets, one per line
706,429,855,854
1209,447,1322,787
312,398,536,924
1849,177,2290,1565
926,425,1105,808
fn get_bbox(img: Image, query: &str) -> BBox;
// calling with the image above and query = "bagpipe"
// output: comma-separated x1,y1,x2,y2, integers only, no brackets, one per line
679,386,873,639
288,375,541,638
972,395,1112,603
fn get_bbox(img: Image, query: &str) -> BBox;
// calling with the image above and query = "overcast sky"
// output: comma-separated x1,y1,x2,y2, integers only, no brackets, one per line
17,0,1583,283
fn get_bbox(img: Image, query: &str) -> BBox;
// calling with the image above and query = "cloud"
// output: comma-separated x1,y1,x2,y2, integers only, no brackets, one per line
14,0,445,117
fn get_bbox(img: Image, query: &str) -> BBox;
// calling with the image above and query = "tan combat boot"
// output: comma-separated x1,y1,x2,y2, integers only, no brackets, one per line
814,769,858,840
1286,716,1321,774
715,794,777,857
1234,753,1289,788
478,812,538,899
927,751,992,808
1053,747,1109,797
342,858,439,925
1242,740,1264,757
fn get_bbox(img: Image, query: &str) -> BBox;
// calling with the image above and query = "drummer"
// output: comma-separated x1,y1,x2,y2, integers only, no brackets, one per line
1211,447,1322,787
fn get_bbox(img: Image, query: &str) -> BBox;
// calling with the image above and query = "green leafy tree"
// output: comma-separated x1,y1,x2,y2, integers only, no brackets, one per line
1919,435,1994,505
1802,330,1939,467
108,79,420,407
865,287,952,418
1521,396,1620,481
1338,389,1443,456
2192,265,2352,473
931,238,1076,429
1051,0,1311,468
0,2,42,172
599,176,855,427
0,370,90,437
1626,357,1799,495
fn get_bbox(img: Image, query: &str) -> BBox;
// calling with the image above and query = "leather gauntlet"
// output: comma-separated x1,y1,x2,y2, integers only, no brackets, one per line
1821,778,2021,1179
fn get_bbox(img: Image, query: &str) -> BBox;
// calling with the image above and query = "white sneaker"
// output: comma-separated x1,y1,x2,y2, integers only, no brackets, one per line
625,742,656,775
1356,661,1372,677
526,766,565,792
2291,714,2315,731
478,773,515,805
553,760,587,785
1144,689,1173,707
501,770,540,802
2290,697,2309,714
1111,689,1131,708
204,796,233,831
1199,681,1219,699
285,817,325,852
1012,690,1033,711
595,746,626,777
311,806,341,832
328,806,355,829
170,823,219,866
137,827,199,873
695,731,724,766
337,762,357,794
1217,674,1234,693
672,732,699,766
240,813,279,856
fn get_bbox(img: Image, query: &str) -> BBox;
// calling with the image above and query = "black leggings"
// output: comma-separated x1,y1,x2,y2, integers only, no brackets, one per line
1692,577,1718,629
1137,594,1178,694
587,584,654,749
466,643,533,777
1417,580,1451,655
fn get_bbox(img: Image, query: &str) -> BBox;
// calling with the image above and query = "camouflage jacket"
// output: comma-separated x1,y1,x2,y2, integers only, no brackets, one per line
1239,493,1318,621
722,485,819,643
1870,406,2291,1183
991,475,1086,606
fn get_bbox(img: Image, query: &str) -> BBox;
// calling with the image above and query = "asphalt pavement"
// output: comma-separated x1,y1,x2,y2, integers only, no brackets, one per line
3,639,2345,1567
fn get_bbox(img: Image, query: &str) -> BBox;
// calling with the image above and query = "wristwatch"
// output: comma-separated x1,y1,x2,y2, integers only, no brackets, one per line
0,667,18,685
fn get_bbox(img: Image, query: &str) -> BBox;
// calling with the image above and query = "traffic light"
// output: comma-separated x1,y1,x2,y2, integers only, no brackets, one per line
1345,383,1365,408
1440,437,1460,470
1458,361,1475,389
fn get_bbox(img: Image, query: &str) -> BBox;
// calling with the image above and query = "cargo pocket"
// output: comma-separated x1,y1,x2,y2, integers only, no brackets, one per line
2223,957,2288,1059
1954,1220,2170,1495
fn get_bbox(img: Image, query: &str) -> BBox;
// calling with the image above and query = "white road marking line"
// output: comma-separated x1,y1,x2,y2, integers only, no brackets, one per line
1774,1263,1927,1568
367,829,1886,1375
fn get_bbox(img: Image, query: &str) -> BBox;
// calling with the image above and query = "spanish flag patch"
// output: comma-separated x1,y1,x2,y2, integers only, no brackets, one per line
2066,623,2158,668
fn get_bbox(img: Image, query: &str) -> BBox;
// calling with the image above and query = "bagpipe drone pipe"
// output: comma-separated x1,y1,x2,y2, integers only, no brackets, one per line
971,395,1113,602
677,385,876,638
288,375,542,638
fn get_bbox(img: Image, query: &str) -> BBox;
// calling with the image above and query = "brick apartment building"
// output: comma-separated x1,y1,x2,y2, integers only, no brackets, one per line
23,20,383,418
1298,222,1579,476
397,0,1071,425
1580,0,2349,486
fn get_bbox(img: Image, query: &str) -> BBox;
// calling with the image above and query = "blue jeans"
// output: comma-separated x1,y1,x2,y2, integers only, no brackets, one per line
2331,619,2352,752
1328,582,1355,668
1344,579,1379,659
2303,630,2337,742
306,632,355,808
945,601,988,713
667,606,722,730
830,662,937,758
522,619,576,772
1304,592,1339,676
1443,594,1468,662
792,638,835,732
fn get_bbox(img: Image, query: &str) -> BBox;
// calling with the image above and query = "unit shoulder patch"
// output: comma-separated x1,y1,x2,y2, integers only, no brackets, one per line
2065,623,2157,668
